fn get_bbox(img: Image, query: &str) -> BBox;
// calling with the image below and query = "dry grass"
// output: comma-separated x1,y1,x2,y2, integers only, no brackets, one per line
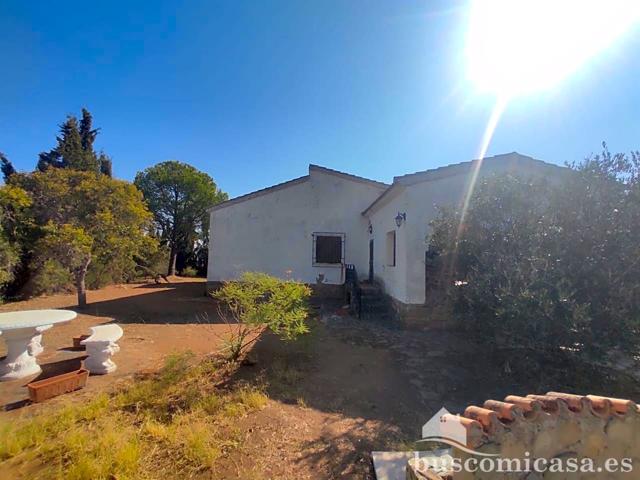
0,352,267,479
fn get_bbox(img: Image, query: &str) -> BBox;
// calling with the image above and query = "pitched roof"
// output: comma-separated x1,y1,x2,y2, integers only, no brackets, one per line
362,152,564,216
211,164,388,212
210,175,309,212
211,153,562,214
392,152,561,186
309,164,389,188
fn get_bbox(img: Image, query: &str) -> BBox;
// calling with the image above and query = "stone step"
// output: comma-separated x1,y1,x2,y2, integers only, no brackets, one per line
360,288,383,296
362,298,388,308
354,281,395,324
359,282,382,292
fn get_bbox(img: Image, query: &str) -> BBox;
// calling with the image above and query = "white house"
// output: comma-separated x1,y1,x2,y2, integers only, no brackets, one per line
208,153,564,323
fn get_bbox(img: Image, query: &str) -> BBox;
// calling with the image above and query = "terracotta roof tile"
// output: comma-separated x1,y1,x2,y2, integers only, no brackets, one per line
454,392,639,437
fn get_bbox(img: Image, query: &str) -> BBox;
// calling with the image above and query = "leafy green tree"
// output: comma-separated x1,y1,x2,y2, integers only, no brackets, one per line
213,272,312,361
1,152,16,182
13,169,157,307
0,184,31,293
427,146,640,359
34,223,93,306
134,161,227,275
0,228,18,290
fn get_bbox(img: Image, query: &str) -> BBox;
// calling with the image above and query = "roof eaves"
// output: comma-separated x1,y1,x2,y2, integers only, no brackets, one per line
393,152,563,186
361,184,403,216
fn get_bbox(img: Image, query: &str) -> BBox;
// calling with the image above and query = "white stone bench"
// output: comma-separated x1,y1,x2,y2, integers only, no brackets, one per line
81,324,123,374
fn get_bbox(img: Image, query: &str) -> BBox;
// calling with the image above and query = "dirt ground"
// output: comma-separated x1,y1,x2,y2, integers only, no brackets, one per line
2,278,639,479
0,278,230,409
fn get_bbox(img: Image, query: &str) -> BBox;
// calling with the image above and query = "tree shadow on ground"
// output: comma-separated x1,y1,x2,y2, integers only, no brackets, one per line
58,281,225,324
233,323,426,437
229,319,446,478
231,324,418,478
231,304,640,475
293,417,398,479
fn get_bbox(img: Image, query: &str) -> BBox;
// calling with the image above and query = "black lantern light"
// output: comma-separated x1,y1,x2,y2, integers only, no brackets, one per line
395,212,406,227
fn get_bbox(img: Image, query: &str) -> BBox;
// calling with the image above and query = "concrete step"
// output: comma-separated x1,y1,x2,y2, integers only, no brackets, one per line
362,298,388,307
355,281,395,324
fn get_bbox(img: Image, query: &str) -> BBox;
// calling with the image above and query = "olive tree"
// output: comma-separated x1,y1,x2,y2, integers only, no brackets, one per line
427,146,640,359
13,169,157,307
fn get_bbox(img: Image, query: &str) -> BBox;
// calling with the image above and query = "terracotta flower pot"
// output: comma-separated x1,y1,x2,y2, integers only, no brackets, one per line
72,334,91,349
27,369,89,403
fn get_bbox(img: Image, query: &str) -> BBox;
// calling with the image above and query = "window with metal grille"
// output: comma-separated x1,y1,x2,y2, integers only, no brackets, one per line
312,233,344,265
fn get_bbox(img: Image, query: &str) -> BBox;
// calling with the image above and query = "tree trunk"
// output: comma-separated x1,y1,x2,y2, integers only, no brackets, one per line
75,259,90,308
76,270,87,308
168,244,177,276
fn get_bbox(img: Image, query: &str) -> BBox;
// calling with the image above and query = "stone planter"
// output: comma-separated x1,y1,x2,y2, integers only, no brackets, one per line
27,368,89,403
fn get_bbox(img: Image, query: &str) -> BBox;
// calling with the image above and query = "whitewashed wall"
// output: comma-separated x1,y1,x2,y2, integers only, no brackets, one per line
208,166,386,285
366,187,411,302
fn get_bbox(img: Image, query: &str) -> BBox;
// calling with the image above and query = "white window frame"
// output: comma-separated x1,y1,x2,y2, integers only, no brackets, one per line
312,232,345,267
386,230,396,267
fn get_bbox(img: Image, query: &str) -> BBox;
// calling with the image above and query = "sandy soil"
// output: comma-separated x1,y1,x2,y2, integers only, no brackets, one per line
0,278,416,479
0,278,229,409
2,278,639,479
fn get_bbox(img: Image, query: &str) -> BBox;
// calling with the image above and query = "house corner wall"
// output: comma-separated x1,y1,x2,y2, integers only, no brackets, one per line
366,188,411,304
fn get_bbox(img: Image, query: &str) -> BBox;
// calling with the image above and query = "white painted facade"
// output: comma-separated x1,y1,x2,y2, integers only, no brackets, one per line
208,153,564,306
208,165,387,286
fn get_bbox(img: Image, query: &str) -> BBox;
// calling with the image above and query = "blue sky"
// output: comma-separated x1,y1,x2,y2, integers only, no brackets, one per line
1,1,639,197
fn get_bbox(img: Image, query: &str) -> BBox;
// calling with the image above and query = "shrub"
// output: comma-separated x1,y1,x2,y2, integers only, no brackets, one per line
0,233,18,292
32,259,74,295
180,266,199,278
212,272,312,361
427,147,640,359
0,184,31,296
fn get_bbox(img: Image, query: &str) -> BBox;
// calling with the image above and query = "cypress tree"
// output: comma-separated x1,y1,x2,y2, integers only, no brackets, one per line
37,150,62,171
79,108,99,152
36,109,110,175
1,152,16,182
58,116,99,171
99,153,113,177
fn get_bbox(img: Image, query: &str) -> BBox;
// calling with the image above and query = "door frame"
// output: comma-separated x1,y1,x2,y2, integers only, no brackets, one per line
368,239,374,282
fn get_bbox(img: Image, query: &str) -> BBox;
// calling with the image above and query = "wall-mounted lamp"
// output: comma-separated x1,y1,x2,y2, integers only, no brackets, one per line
368,221,373,234
395,212,406,228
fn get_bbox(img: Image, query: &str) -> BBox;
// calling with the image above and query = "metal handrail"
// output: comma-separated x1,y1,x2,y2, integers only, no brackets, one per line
344,264,361,318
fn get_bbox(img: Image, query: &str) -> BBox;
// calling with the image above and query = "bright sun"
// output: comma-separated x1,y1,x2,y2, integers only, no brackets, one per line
466,0,640,97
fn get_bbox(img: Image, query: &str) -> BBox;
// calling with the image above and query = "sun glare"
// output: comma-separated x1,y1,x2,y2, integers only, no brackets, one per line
466,0,640,97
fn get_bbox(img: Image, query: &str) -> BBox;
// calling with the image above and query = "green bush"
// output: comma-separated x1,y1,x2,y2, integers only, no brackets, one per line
180,266,199,278
0,233,18,288
212,272,312,361
32,259,73,295
427,147,640,359
0,184,31,297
